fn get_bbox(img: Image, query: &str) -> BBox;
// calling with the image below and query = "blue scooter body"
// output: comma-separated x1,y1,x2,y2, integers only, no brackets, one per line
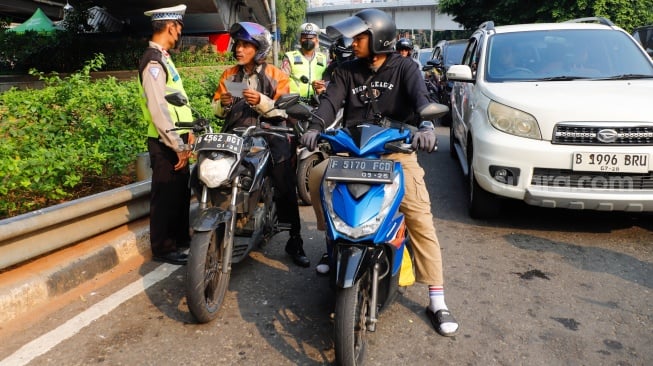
319,124,412,294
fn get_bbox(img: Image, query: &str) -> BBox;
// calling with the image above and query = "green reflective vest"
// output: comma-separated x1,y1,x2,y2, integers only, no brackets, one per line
286,50,327,98
138,54,192,138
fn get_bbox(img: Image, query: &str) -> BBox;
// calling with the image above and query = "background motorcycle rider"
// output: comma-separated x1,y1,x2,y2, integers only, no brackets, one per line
300,8,459,337
312,36,354,95
212,22,310,268
281,22,327,104
396,37,422,69
138,4,194,265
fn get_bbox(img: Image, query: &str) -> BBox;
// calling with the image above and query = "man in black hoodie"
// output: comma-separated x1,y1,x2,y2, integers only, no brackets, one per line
301,8,459,337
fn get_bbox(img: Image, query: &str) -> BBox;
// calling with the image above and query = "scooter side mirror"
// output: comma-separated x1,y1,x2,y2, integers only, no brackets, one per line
419,102,449,120
274,93,301,109
165,92,188,107
285,103,313,120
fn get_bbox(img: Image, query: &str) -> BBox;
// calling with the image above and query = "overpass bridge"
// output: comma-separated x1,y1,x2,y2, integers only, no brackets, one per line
0,0,273,35
306,0,463,46
2,0,462,61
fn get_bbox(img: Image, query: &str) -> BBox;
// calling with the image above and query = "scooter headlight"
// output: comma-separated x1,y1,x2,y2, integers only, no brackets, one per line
324,174,401,239
198,155,235,188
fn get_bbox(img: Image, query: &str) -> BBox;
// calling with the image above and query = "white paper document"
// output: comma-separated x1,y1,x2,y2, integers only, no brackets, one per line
224,80,247,98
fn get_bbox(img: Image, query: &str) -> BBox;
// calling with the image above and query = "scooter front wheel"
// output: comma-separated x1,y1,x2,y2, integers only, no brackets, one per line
334,274,369,366
186,227,230,323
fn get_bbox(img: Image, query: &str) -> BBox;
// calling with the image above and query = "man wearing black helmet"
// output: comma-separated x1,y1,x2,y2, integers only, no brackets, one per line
212,22,310,268
313,37,355,95
301,8,459,337
395,37,420,64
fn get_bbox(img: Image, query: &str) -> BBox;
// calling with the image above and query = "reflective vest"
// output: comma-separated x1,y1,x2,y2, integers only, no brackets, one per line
138,51,192,138
285,50,327,98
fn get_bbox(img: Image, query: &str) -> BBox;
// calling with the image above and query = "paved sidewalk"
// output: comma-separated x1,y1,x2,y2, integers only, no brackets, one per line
0,218,150,325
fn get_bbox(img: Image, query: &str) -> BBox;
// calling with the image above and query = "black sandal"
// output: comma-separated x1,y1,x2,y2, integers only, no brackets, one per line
315,253,330,276
425,307,459,337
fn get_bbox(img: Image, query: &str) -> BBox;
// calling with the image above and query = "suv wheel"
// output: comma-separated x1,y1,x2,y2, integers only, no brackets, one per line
449,128,456,159
468,145,501,219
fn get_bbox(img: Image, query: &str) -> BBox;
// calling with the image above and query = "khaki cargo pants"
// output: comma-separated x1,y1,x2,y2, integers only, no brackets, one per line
309,152,444,285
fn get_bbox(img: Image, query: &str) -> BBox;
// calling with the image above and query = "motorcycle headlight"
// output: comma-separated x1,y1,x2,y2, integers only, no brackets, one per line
198,155,235,188
488,101,541,140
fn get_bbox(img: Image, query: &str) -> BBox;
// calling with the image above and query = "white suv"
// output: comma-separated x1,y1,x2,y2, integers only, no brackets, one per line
446,17,653,218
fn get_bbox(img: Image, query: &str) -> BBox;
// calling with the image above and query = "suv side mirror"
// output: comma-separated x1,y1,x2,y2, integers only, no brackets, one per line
446,64,474,82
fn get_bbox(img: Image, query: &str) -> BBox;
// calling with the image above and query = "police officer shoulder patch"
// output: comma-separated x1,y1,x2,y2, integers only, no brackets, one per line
293,54,303,64
149,66,160,79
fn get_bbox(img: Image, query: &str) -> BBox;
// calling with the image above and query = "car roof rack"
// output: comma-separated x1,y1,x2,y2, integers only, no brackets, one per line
564,17,615,27
478,21,495,32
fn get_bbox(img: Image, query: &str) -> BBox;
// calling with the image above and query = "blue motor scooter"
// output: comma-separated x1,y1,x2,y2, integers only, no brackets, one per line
286,102,447,365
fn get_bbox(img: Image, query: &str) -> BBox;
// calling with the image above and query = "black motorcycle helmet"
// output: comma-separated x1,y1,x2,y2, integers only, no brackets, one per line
396,38,413,51
326,8,396,55
330,36,354,62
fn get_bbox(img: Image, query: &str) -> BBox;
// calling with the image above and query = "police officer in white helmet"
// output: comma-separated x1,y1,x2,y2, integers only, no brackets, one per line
281,22,328,105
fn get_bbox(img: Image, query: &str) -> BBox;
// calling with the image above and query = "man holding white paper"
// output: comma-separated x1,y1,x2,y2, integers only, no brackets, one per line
211,22,310,268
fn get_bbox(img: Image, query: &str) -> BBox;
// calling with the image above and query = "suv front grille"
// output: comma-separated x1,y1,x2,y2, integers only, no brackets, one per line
552,124,653,145
532,168,653,190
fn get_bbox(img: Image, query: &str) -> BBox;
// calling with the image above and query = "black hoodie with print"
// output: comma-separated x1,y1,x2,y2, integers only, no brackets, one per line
310,53,431,131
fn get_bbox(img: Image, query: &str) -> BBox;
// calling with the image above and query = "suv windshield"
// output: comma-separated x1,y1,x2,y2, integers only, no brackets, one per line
485,29,653,82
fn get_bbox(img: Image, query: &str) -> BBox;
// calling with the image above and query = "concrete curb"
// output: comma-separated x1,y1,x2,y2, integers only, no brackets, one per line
0,219,150,325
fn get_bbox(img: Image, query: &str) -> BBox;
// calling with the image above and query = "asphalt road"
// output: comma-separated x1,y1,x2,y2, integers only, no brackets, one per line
1,126,652,366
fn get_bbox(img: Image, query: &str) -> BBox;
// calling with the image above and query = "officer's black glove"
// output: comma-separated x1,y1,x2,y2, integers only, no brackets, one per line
411,121,438,152
300,129,320,151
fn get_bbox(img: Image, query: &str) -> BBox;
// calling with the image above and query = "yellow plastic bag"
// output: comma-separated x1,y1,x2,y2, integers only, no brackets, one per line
398,246,415,286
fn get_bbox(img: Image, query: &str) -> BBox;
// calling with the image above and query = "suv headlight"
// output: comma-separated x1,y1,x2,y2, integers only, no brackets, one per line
488,101,541,139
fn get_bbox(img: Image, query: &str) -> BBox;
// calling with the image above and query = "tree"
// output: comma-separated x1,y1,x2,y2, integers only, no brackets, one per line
277,0,306,52
439,0,653,33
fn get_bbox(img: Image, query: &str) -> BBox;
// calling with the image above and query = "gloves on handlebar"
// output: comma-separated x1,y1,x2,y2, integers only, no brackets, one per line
411,121,438,152
300,129,320,151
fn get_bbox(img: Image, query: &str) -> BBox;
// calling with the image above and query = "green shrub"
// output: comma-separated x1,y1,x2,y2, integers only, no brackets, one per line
0,54,227,218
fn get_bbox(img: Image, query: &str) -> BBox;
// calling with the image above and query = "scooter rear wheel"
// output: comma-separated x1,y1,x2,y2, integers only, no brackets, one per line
334,274,369,365
186,226,230,323
297,154,322,205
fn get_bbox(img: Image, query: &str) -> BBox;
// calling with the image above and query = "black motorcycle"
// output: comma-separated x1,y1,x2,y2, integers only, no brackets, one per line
165,92,299,323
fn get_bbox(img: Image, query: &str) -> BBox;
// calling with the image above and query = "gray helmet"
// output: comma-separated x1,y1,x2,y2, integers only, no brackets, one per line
229,22,272,64
326,8,396,54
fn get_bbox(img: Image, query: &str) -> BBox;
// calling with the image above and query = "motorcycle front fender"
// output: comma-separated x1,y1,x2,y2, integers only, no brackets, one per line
297,147,327,161
192,207,232,232
336,245,369,289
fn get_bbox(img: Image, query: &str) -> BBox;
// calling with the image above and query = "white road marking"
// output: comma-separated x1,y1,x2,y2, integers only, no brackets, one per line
0,263,179,366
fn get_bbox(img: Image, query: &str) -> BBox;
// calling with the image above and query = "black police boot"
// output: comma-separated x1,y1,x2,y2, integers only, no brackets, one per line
285,235,310,267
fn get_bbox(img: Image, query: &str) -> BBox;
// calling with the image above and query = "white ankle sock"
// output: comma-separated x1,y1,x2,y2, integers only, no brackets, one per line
428,285,458,334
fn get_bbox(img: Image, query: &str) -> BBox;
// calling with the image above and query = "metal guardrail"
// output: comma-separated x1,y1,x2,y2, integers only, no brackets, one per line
0,180,151,271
